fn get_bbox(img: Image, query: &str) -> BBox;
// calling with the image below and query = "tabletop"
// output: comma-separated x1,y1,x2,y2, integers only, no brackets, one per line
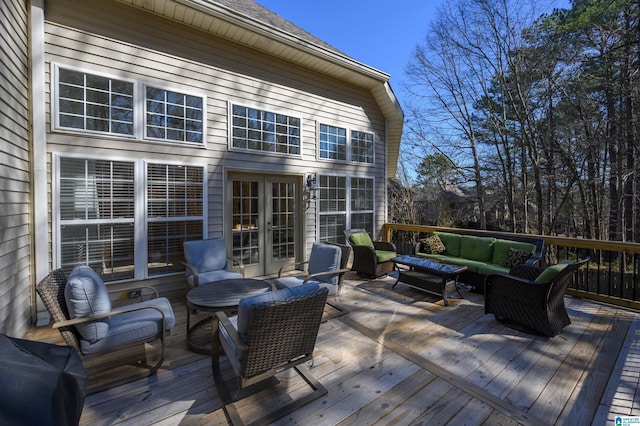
186,278,272,311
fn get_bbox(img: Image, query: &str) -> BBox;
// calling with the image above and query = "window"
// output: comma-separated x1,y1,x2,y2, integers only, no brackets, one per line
318,175,347,244
57,68,134,135
57,156,205,282
318,123,374,164
319,124,346,160
351,177,374,234
58,158,136,280
146,87,203,143
231,104,300,155
318,175,374,243
351,130,375,164
147,164,204,275
54,65,205,145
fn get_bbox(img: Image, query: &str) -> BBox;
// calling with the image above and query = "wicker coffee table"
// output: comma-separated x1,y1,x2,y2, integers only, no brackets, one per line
391,255,467,306
186,278,272,354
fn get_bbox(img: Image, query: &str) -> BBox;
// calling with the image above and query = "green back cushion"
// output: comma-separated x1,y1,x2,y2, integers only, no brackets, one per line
534,262,571,282
350,232,374,248
492,239,535,266
434,232,462,257
460,235,496,262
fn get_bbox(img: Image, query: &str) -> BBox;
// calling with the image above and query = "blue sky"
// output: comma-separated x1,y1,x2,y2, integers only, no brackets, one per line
257,0,570,109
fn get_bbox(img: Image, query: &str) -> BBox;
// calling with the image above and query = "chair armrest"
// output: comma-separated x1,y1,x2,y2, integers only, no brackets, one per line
228,257,246,278
509,264,544,281
373,241,396,252
277,261,310,278
215,311,247,351
303,268,350,283
53,304,166,329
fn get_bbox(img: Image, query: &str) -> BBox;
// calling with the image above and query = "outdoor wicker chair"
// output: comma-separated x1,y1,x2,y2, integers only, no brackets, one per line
275,242,352,321
485,257,590,336
36,267,175,394
212,283,328,425
183,237,244,288
344,229,397,277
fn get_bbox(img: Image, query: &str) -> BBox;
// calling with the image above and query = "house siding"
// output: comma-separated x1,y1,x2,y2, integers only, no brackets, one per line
43,0,389,292
0,0,33,336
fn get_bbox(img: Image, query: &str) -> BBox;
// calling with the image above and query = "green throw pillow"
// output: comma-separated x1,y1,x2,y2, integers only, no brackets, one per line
420,235,445,254
503,247,534,268
350,232,374,247
534,262,571,282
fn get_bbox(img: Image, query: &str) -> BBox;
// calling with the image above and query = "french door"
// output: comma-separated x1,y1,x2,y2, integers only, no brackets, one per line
227,173,301,277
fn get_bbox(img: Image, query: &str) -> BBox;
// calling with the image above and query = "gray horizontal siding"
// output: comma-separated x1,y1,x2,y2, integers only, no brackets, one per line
43,0,388,290
0,0,32,337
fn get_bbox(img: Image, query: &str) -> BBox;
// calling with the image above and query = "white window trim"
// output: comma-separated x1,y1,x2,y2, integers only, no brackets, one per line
227,101,303,159
316,122,376,166
53,152,208,283
51,63,207,147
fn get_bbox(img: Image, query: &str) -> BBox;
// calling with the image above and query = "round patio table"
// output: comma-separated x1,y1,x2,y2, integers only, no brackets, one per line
186,278,272,354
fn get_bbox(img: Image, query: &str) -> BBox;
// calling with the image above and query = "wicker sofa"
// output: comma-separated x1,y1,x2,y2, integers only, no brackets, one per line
413,230,544,292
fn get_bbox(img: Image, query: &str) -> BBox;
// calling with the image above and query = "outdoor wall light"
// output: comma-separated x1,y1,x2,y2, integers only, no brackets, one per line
306,173,319,200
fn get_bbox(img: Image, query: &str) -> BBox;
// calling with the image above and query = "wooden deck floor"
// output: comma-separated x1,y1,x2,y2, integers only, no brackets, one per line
25,271,640,425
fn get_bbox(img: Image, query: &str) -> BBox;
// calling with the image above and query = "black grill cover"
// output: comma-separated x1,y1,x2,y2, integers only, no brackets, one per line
0,334,86,426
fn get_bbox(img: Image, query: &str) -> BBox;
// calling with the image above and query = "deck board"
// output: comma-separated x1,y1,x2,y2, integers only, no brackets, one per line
24,271,640,425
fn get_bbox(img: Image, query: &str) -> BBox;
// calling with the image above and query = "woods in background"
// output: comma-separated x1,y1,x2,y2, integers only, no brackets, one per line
399,0,639,242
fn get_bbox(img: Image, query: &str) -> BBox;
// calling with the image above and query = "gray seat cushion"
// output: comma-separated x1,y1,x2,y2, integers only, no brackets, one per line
186,269,243,287
276,276,338,296
307,243,341,285
80,297,175,355
65,265,112,343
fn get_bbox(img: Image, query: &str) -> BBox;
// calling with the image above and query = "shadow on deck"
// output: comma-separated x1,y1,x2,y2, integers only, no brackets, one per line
25,271,640,425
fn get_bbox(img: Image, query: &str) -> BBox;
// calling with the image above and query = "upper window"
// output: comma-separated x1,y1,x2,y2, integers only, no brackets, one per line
319,124,346,160
146,87,203,143
351,131,375,164
231,104,300,155
54,65,205,145
318,123,374,164
57,68,134,135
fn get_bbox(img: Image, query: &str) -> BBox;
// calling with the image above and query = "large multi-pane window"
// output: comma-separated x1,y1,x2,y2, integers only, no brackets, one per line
351,177,374,234
57,68,134,135
319,124,346,160
147,164,204,275
146,87,203,143
58,157,205,282
231,104,301,155
351,131,375,164
54,65,205,145
318,175,374,243
318,123,374,164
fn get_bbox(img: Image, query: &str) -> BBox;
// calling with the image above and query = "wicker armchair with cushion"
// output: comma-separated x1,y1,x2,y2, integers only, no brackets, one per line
275,242,351,321
212,283,328,425
485,257,590,336
36,266,175,393
344,229,397,278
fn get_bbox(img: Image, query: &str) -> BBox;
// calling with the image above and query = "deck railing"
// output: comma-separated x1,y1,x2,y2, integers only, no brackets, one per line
382,223,640,311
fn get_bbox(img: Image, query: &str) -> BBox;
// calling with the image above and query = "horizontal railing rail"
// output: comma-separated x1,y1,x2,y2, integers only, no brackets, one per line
383,223,640,311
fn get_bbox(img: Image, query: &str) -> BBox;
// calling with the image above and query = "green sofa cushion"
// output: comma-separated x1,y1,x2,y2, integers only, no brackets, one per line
376,250,397,263
350,232,374,248
477,263,510,276
534,262,571,282
434,232,462,257
492,239,536,266
460,235,496,262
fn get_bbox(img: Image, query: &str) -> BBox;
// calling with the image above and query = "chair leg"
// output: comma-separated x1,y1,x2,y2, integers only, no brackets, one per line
213,356,327,425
